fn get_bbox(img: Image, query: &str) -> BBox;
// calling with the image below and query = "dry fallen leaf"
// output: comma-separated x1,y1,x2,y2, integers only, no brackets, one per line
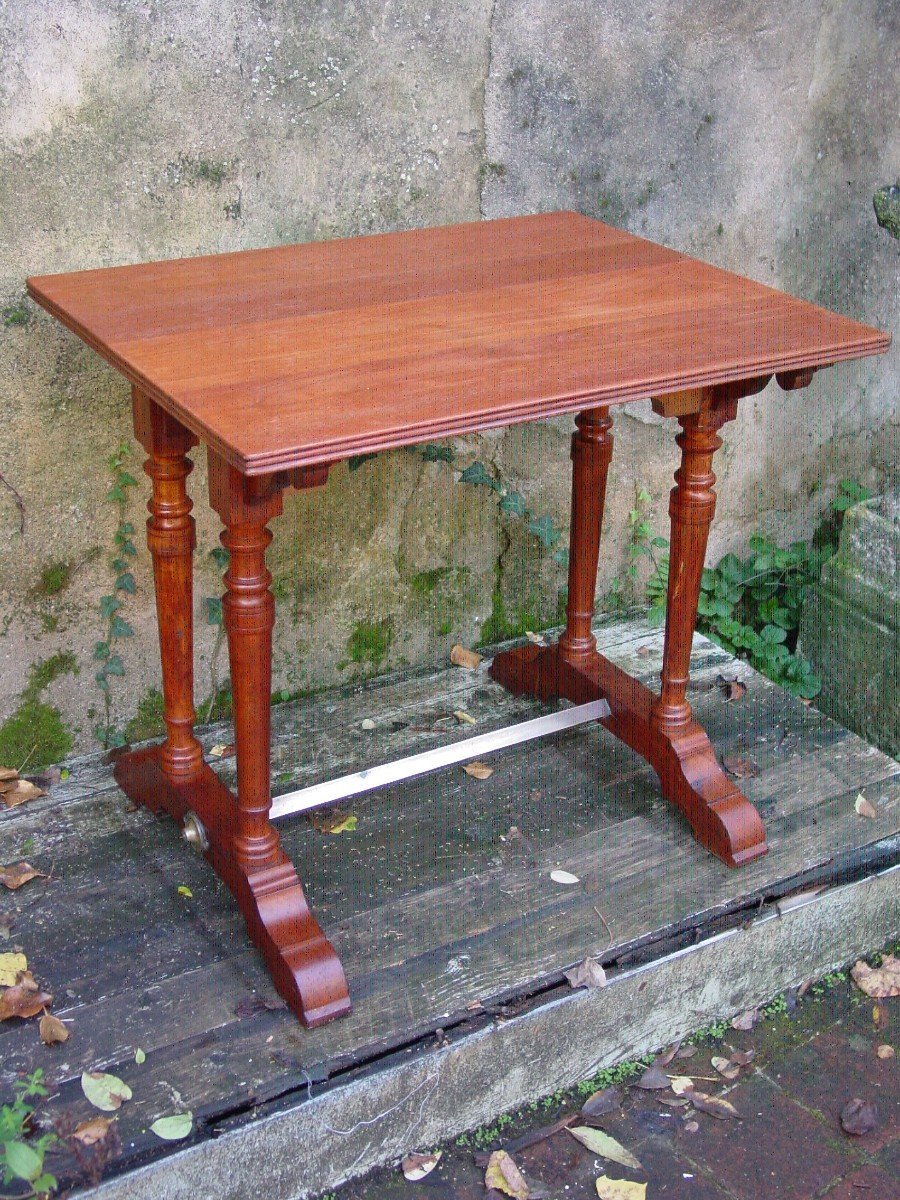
840,1098,878,1136
654,1042,681,1068
454,709,477,725
722,755,758,779
0,778,45,809
0,951,27,987
581,1087,621,1119
462,761,493,780
484,1149,529,1199
0,766,18,781
876,1044,894,1060
634,1065,671,1090
39,1013,69,1045
0,861,46,891
450,644,482,670
669,1076,695,1096
851,955,900,999
854,793,877,819
688,1091,740,1120
525,631,548,646
711,1055,740,1081
565,958,607,990
0,972,53,1021
731,1009,759,1031
309,809,358,834
549,869,580,886
401,1151,441,1181
81,1071,133,1112
595,1178,646,1200
656,1095,689,1108
675,1045,698,1059
729,1049,756,1067
71,1116,115,1147
567,1126,642,1171
683,1120,699,1134
718,676,747,702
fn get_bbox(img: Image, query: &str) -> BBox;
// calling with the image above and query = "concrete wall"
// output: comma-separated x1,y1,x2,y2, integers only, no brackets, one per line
0,0,897,758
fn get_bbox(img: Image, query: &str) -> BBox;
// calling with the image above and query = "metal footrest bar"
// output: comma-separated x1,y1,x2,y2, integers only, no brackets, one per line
269,698,611,822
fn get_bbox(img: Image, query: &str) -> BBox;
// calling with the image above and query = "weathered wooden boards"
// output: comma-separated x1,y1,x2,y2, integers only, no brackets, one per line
1,618,897,1185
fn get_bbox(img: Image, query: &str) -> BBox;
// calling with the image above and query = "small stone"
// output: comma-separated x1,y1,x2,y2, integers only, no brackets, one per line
360,718,375,730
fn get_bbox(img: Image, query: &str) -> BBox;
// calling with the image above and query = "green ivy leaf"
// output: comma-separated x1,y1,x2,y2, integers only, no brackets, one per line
526,514,560,548
651,536,669,549
458,461,499,489
116,572,137,595
760,624,787,644
93,641,111,661
100,595,121,618
552,546,569,568
348,453,377,471
106,484,126,503
105,654,125,677
110,616,135,638
118,471,139,488
206,597,223,626
419,443,455,463
209,546,230,569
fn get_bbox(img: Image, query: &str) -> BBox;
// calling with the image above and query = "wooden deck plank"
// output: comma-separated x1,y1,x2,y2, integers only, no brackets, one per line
0,619,897,1179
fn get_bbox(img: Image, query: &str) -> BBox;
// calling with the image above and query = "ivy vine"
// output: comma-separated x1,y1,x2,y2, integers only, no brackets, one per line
93,443,138,747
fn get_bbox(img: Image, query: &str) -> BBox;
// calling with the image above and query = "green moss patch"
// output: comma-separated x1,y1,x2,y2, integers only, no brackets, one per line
0,653,78,770
346,619,393,666
125,688,165,743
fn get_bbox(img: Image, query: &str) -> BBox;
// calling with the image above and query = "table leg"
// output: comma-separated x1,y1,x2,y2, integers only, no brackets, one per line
490,391,768,867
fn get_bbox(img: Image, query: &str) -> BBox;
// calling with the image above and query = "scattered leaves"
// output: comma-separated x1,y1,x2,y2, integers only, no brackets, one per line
722,755,758,779
711,1056,740,1081
0,861,46,890
731,1009,759,1031
484,1149,529,1199
669,1077,695,1096
654,1043,680,1068
462,761,493,780
81,1071,132,1112
401,1151,441,1181
687,1091,740,1120
450,644,482,670
150,1112,193,1141
854,793,877,819
876,1044,894,1060
567,1126,642,1171
72,1116,115,1146
549,869,580,886
851,955,900,999
840,1098,878,1136
565,958,606,990
595,1178,646,1200
675,1045,698,1059
634,1065,671,1091
39,1013,69,1045
0,951,27,987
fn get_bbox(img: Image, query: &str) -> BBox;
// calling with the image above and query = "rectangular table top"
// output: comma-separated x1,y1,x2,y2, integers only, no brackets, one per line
27,211,889,475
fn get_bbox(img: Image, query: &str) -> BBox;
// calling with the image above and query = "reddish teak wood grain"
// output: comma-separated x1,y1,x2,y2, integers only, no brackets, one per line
27,212,888,474
28,212,890,1025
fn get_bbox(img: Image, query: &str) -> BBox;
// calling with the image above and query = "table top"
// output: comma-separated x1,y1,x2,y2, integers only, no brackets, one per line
27,212,889,475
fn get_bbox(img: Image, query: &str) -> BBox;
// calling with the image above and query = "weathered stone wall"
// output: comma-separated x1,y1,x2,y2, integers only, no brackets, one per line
0,0,896,759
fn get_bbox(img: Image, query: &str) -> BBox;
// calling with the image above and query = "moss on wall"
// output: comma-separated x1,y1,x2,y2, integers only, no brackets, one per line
0,652,78,769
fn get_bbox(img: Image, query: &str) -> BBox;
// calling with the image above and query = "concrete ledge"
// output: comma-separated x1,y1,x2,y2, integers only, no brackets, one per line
86,858,899,1200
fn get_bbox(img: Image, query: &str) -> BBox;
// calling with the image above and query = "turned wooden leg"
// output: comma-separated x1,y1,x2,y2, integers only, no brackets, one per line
558,408,614,664
133,390,203,786
490,384,769,868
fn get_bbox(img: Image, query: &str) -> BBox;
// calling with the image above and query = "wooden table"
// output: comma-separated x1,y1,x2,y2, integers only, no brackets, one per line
27,212,889,1028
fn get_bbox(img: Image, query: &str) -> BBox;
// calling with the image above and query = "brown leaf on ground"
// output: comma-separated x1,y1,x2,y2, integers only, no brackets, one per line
567,1126,643,1171
854,794,877,819
875,1043,894,1059
731,1009,759,1031
729,1049,756,1067
484,1149,529,1199
308,809,356,834
401,1151,441,1181
851,955,900,999
0,766,19,781
719,677,747,702
581,1086,622,1119
688,1091,740,1120
0,972,53,1020
722,755,758,779
840,1098,878,1136
0,778,45,808
683,1119,699,1134
633,1065,671,1090
450,644,482,670
0,952,27,987
0,861,46,890
462,761,494,780
675,1045,698,1059
595,1178,647,1200
669,1076,696,1096
654,1042,681,1068
71,1116,115,1147
565,957,606,990
40,1013,70,1045
656,1095,689,1107
711,1056,740,1081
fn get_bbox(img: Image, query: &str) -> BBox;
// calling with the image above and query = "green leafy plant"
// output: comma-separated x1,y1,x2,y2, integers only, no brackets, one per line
647,480,871,698
609,485,668,608
93,444,139,747
0,1070,57,1198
